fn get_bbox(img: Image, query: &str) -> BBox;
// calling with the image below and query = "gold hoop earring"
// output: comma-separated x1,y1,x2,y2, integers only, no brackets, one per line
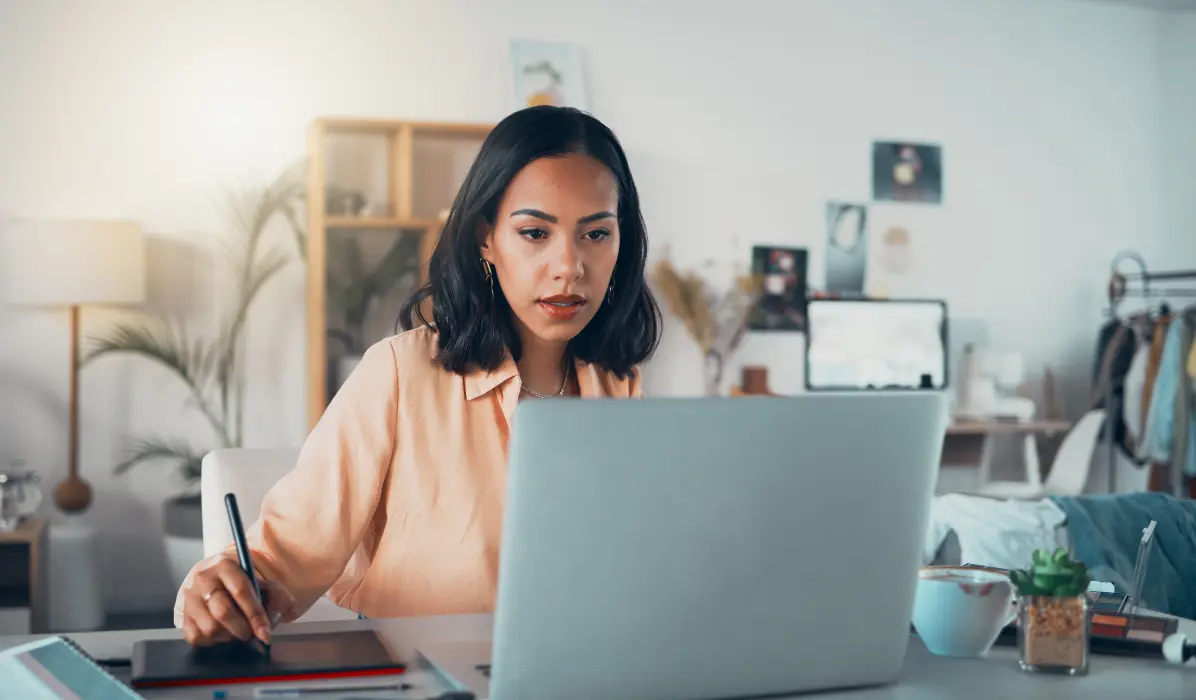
606,280,615,305
482,259,494,299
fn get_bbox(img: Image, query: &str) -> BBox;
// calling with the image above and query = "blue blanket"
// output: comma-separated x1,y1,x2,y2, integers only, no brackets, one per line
1049,493,1196,620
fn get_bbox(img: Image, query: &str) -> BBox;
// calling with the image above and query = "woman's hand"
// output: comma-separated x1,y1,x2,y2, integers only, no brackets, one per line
179,553,296,647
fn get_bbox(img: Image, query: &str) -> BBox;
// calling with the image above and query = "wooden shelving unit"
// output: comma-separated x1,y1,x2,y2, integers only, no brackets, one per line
306,117,493,430
0,517,47,634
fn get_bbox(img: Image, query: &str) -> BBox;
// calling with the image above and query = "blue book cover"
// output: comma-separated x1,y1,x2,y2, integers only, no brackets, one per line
0,635,141,699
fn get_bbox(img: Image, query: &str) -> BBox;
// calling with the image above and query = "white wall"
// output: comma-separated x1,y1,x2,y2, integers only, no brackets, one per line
1161,13,1196,263
0,0,1186,614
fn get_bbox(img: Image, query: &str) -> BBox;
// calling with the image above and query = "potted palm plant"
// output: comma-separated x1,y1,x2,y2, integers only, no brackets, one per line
324,230,423,395
83,162,306,589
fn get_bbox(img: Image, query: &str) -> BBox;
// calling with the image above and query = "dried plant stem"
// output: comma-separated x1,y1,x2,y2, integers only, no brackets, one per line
651,255,762,394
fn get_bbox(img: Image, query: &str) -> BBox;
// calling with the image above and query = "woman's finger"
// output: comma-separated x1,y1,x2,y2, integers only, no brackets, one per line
261,580,297,625
182,613,200,645
183,587,232,644
212,560,271,644
203,588,254,642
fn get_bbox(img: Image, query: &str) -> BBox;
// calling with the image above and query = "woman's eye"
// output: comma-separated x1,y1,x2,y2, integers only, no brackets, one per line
519,227,548,240
584,228,611,241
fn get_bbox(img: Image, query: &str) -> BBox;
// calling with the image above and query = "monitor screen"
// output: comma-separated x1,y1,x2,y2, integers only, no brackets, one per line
805,299,947,391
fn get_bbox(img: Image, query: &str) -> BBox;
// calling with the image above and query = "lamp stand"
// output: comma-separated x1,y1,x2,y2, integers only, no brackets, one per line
54,304,92,514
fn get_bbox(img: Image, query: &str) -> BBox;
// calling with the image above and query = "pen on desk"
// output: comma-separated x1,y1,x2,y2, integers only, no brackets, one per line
224,492,269,651
251,681,416,697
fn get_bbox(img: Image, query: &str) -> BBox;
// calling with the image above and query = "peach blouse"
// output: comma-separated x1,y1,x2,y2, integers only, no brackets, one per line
174,325,641,625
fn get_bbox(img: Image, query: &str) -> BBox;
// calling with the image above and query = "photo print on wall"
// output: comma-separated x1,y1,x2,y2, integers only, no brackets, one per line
748,245,808,332
825,202,868,295
872,141,942,204
510,40,588,110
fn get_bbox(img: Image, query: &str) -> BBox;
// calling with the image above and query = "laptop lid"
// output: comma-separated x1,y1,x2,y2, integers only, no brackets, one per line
489,393,947,700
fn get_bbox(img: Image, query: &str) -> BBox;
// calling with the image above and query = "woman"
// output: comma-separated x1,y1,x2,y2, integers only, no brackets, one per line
174,105,661,647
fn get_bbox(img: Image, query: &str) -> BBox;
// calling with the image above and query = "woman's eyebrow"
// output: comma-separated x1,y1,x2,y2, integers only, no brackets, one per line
508,209,616,225
577,211,616,224
509,208,557,223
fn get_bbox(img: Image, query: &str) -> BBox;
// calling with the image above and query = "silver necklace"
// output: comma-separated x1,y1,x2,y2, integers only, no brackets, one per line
520,362,570,398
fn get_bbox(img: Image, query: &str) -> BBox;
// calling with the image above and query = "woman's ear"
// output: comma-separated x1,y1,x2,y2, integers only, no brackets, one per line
475,218,494,264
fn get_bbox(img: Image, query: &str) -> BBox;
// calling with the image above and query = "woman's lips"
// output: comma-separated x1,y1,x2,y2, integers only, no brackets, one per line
537,295,586,321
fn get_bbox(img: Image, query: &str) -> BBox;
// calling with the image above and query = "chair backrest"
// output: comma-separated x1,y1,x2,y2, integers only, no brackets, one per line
1044,409,1106,496
200,447,300,557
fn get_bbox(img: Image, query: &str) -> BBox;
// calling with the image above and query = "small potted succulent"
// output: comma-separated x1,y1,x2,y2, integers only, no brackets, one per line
1009,548,1092,675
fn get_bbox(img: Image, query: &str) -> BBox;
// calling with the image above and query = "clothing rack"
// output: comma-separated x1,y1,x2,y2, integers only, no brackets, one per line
1103,251,1196,494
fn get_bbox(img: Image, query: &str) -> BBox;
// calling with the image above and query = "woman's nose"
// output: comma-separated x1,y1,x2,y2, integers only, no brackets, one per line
551,239,584,280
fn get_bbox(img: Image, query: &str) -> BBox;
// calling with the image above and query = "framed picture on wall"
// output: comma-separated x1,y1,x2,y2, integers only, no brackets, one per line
510,40,588,110
825,202,868,296
747,245,808,332
872,141,942,204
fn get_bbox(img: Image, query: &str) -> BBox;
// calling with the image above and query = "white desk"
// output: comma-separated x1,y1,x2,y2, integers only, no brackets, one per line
2,613,1194,699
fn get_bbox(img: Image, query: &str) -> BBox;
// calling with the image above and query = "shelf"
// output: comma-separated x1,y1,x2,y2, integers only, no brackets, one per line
412,132,486,219
0,517,44,543
318,116,492,137
307,116,492,430
411,122,493,138
325,216,441,230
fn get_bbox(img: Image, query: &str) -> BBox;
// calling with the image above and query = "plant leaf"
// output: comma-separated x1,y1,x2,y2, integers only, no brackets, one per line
369,231,423,298
83,315,218,391
114,435,205,481
83,315,230,446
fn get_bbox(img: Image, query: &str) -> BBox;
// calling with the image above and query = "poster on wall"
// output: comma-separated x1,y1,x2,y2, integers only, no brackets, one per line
748,245,808,332
864,203,936,297
872,141,942,204
825,202,868,295
510,40,588,110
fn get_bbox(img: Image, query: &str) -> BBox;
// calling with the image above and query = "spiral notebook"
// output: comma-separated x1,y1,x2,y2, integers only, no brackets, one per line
0,635,142,699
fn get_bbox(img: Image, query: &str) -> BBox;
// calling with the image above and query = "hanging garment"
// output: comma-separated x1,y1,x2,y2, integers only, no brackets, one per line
1091,319,1138,460
1142,317,1196,485
1123,340,1149,447
1173,314,1194,492
1142,314,1172,426
1188,339,1196,382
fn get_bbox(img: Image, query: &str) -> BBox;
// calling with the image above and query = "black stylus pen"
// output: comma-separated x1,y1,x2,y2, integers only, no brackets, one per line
224,492,269,652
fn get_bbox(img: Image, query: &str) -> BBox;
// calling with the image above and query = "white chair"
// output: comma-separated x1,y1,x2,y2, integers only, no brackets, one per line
200,448,358,623
968,410,1106,500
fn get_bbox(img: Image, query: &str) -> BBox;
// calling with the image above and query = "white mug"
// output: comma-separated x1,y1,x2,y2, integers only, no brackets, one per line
911,566,1016,657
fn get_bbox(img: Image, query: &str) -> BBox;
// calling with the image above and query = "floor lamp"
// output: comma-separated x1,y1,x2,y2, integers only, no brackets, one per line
0,219,146,514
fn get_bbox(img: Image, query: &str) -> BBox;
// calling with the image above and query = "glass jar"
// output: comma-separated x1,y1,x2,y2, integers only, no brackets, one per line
1017,594,1090,675
0,463,42,532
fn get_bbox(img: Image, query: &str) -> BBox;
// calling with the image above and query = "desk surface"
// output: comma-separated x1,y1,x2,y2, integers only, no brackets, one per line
0,515,45,543
946,419,1072,435
2,613,1193,699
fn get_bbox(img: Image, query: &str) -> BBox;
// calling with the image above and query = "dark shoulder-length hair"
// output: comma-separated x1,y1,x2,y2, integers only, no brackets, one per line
399,105,660,379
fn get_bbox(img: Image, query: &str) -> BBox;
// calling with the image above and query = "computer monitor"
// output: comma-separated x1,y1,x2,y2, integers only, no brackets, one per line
805,298,948,391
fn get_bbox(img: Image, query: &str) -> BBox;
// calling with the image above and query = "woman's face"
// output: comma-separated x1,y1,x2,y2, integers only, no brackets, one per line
481,153,621,347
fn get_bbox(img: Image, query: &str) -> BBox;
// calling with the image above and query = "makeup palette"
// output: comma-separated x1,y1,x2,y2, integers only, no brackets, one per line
1088,590,1129,613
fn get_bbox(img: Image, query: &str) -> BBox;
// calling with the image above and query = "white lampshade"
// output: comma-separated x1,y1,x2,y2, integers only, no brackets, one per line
0,219,146,307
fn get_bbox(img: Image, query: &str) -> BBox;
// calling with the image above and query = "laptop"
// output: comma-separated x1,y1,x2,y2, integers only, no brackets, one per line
419,393,947,700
